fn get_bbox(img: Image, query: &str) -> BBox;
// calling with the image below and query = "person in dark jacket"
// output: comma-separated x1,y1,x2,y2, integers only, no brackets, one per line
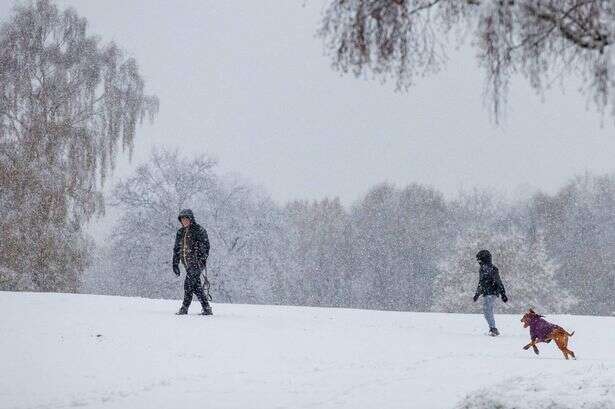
172,209,213,315
473,249,508,336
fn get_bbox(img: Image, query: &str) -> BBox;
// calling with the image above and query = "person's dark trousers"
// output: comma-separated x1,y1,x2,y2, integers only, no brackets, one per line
180,267,211,313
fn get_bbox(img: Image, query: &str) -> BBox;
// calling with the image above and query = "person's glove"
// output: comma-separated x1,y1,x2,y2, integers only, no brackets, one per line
173,265,180,277
501,293,508,303
473,293,479,302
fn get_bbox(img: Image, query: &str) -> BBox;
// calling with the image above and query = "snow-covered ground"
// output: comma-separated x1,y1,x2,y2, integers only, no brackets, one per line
1,292,614,409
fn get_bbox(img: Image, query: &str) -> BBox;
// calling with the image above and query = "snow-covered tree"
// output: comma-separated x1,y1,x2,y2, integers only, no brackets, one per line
95,149,287,305
351,183,453,311
0,0,158,291
528,173,615,315
203,179,288,304
284,198,353,307
432,227,577,314
100,149,216,298
0,266,33,291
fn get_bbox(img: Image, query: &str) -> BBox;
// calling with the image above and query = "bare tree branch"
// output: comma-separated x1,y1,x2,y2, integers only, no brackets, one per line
319,0,615,122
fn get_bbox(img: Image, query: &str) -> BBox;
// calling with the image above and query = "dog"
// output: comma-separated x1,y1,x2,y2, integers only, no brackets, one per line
521,309,575,360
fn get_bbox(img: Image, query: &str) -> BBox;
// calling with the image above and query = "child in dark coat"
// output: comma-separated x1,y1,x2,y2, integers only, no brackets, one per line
473,250,508,336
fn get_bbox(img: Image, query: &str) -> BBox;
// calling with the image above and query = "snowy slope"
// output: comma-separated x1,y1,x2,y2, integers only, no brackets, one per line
1,292,614,409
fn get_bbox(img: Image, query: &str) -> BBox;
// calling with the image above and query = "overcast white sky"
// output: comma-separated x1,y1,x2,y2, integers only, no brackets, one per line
2,0,615,206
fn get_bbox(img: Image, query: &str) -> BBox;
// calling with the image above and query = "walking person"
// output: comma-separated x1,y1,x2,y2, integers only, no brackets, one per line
172,209,213,316
473,249,508,336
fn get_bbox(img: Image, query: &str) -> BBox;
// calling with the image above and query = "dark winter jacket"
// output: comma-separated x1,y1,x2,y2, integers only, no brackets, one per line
173,209,210,274
475,262,506,297
527,315,558,342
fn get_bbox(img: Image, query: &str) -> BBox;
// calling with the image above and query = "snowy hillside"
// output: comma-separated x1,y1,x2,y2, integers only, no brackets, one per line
1,292,614,409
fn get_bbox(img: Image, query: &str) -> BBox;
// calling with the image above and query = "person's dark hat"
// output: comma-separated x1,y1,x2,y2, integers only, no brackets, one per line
476,249,492,264
178,209,195,223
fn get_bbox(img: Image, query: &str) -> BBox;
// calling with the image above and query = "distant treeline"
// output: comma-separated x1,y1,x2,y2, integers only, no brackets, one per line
82,150,615,316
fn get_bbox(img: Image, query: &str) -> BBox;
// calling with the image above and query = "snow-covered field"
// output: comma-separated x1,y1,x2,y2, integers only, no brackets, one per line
1,292,614,409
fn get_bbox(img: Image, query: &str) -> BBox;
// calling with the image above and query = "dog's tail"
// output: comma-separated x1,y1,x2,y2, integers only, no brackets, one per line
556,326,574,337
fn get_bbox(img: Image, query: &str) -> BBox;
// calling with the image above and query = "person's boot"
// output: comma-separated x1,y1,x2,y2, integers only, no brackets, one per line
175,308,188,315
200,304,213,316
488,327,500,336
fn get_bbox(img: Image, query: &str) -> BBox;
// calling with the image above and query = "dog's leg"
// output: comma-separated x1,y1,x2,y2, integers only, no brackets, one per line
562,334,576,360
531,338,539,355
553,331,576,360
523,338,540,355
554,334,570,360
523,339,534,350
525,338,540,355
